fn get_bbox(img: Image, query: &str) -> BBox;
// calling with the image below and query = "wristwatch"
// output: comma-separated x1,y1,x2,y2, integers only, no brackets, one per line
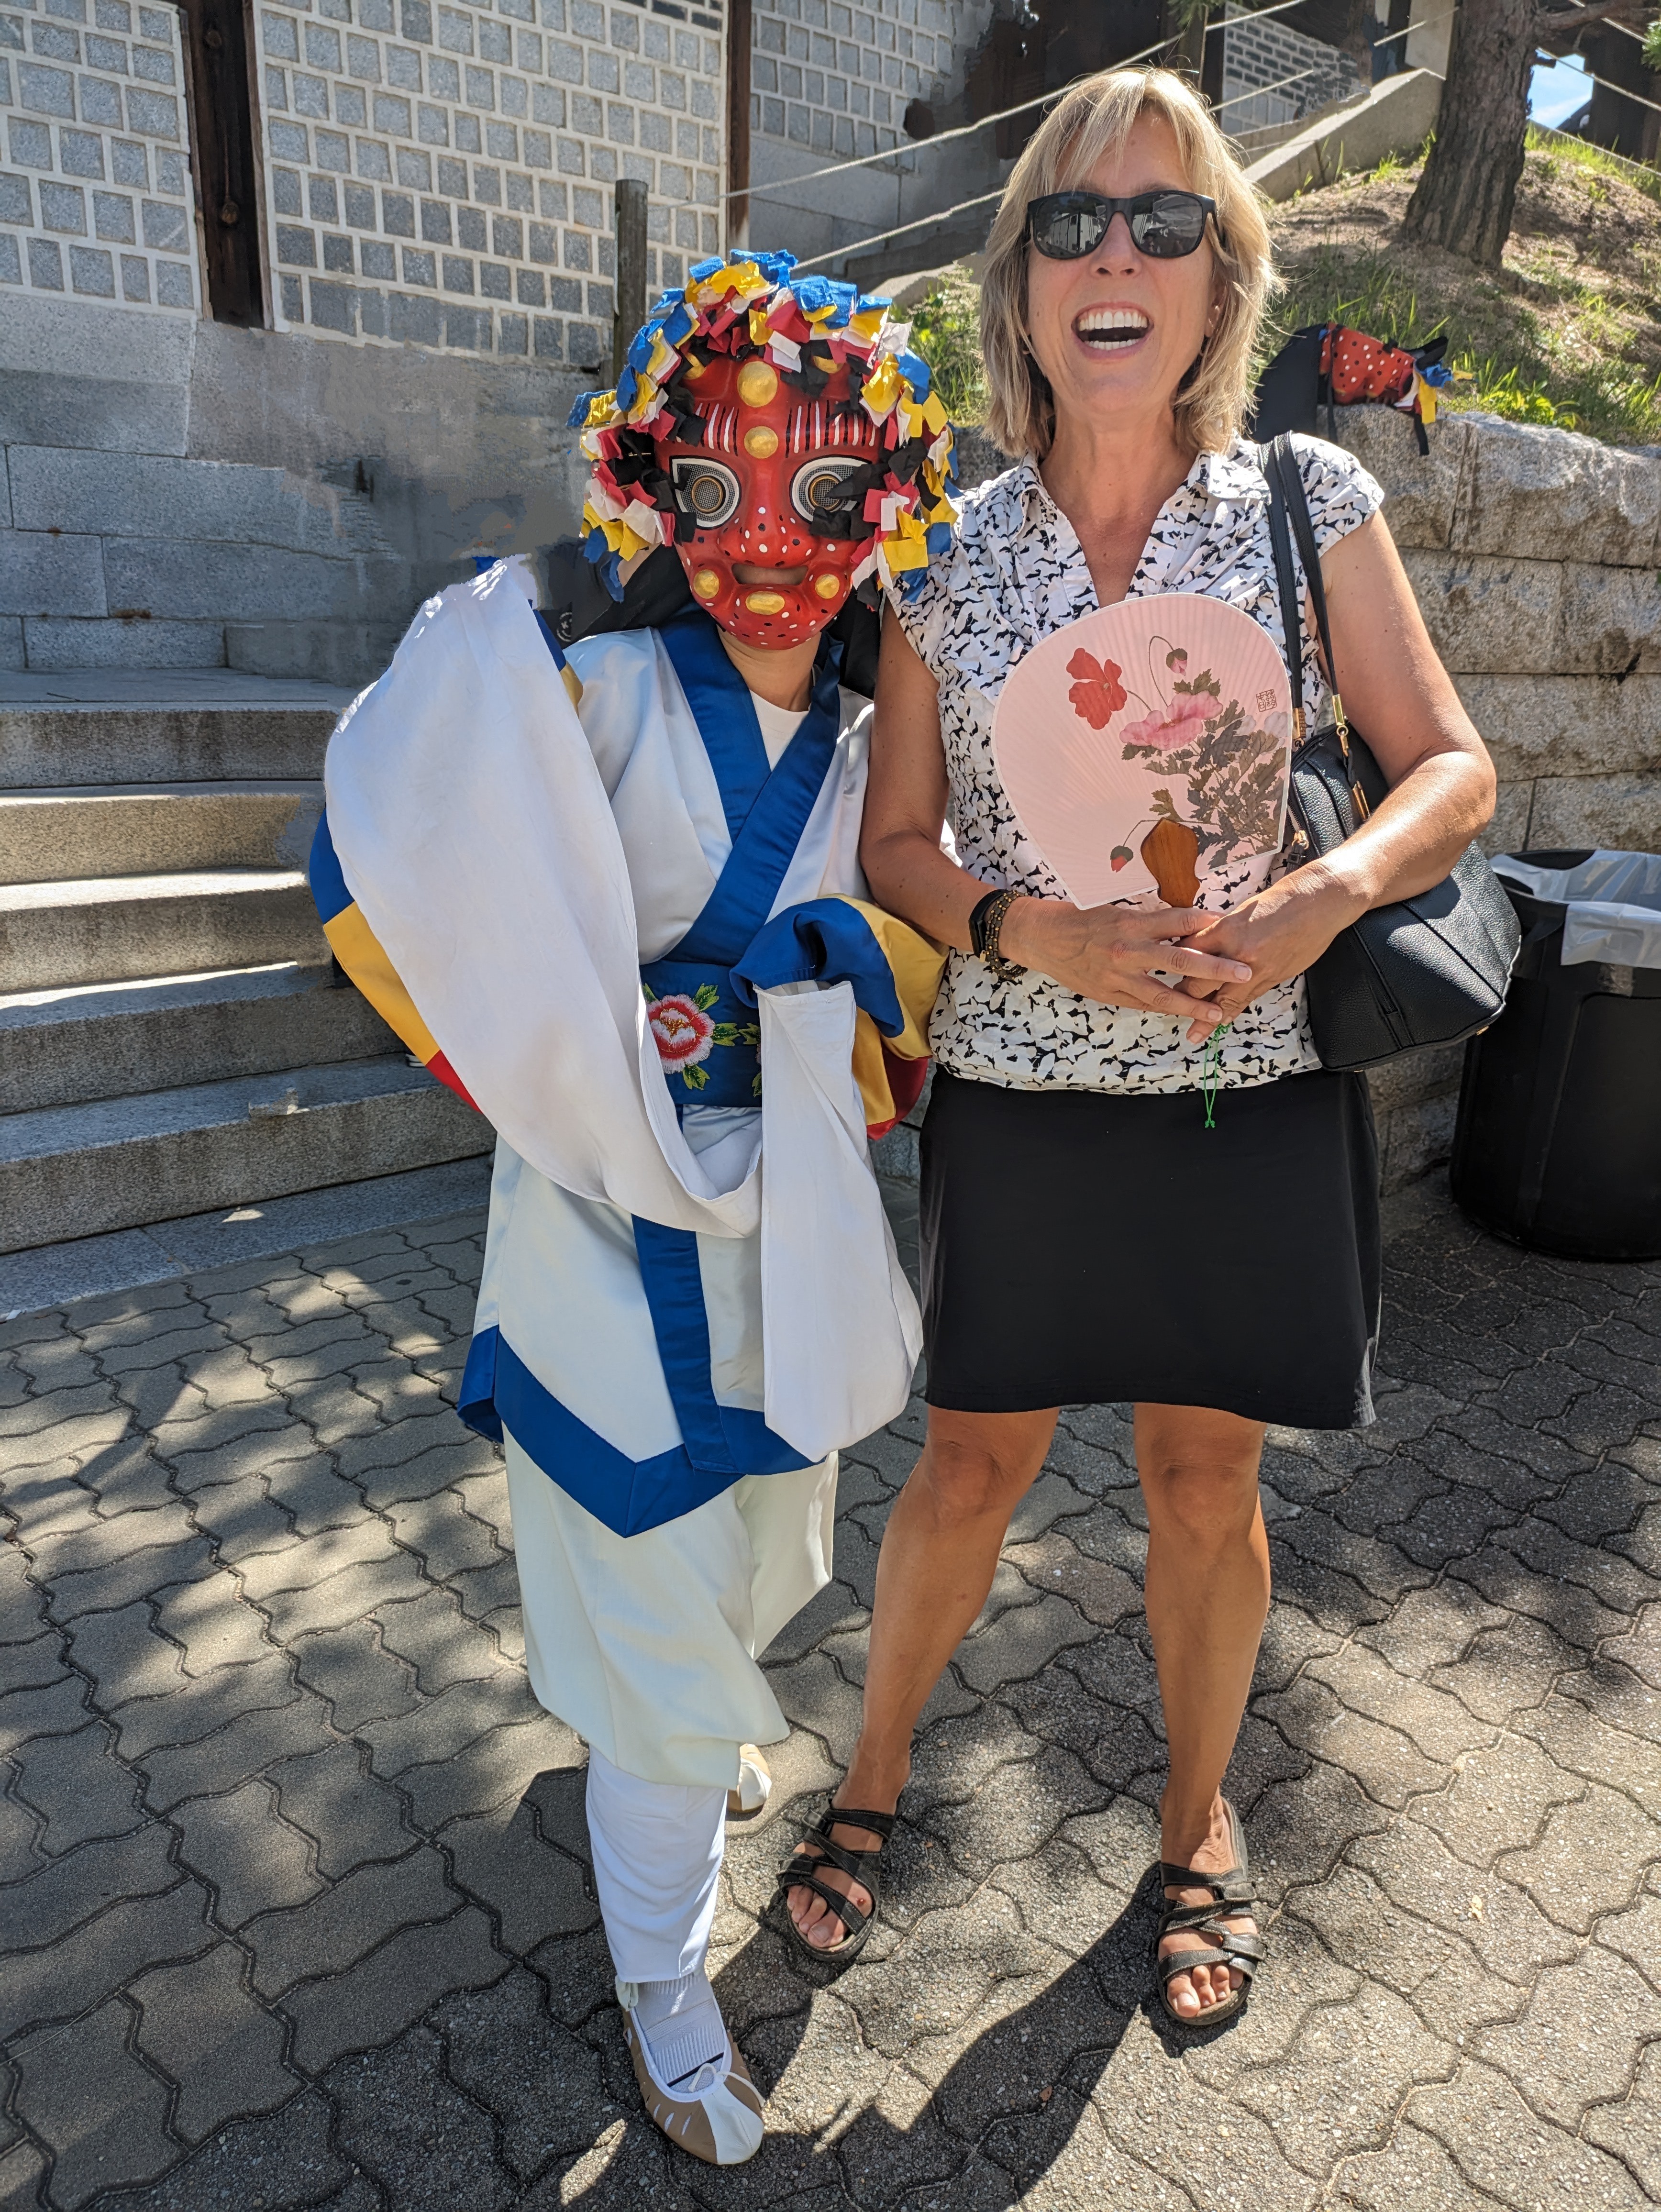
969,886,1026,983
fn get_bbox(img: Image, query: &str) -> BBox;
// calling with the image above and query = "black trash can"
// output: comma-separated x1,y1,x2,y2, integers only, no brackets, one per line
1450,848,1661,1260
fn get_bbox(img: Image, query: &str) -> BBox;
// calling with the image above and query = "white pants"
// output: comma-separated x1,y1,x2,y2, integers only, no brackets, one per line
586,1745,729,1982
503,1432,836,1789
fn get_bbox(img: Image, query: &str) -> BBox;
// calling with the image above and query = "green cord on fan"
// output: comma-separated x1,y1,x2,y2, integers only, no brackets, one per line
1200,1023,1231,1129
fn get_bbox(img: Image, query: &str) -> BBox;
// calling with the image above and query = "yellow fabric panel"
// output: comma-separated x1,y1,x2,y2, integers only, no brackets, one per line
832,898,946,1059
852,1007,895,1130
562,663,584,710
322,903,442,1066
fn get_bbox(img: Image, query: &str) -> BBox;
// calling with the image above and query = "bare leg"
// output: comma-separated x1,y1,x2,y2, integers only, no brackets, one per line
786,1405,1057,1948
1137,1401,1270,2020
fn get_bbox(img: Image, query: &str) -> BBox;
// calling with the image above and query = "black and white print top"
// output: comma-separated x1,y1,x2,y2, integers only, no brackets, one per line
886,434,1385,1095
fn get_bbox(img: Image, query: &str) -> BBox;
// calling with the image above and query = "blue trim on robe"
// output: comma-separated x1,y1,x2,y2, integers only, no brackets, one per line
308,808,352,925
631,1219,812,1478
658,611,771,842
457,1324,808,1537
667,633,844,965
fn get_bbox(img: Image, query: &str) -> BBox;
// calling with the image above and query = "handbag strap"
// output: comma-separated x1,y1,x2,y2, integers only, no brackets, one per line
1261,440,1307,740
1264,434,1349,746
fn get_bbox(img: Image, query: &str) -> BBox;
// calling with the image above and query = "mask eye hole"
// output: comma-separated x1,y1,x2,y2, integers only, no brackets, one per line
791,454,868,525
670,457,742,529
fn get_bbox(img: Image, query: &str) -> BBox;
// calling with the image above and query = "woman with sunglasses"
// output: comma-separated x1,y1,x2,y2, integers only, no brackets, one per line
776,67,1495,2025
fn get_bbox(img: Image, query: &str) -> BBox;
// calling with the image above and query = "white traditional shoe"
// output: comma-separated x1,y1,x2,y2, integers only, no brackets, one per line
618,1982,765,2165
727,1743,772,1818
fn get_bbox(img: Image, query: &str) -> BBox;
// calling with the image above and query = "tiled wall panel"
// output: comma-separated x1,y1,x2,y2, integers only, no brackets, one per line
256,0,726,358
0,0,200,312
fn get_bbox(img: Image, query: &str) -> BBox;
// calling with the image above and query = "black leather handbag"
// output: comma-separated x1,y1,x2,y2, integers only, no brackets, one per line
1261,433,1520,1072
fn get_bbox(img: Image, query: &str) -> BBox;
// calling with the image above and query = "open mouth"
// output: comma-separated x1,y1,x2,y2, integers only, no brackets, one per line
733,564,808,586
1074,307,1152,351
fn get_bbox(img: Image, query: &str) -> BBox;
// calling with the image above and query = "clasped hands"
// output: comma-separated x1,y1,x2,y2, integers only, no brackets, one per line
997,861,1364,1044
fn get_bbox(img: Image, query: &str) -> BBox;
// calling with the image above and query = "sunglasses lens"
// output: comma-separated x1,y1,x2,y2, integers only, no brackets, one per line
1131,194,1208,257
1032,201,1106,259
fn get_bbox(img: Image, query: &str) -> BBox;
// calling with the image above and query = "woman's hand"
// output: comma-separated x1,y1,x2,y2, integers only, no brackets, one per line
1175,862,1366,1043
1001,896,1251,1020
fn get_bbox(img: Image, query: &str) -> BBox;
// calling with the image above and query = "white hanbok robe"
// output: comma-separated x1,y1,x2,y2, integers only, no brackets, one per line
311,567,941,1788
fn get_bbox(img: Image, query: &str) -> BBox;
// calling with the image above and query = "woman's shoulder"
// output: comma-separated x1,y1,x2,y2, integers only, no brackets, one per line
1282,432,1387,541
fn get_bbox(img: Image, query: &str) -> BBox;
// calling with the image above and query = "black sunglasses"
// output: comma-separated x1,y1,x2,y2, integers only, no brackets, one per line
1026,189,1219,261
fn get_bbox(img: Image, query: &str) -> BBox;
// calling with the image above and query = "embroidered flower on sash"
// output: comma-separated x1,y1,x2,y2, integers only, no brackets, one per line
644,984,763,1092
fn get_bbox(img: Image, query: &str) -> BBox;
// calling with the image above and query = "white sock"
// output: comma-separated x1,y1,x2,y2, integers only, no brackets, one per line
627,1966,728,2090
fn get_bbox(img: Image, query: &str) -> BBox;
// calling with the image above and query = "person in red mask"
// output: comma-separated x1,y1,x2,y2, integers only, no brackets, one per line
308,254,956,2165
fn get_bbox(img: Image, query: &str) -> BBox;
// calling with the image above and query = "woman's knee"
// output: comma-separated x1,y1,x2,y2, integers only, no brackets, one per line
911,1412,1054,1526
1141,1452,1264,1551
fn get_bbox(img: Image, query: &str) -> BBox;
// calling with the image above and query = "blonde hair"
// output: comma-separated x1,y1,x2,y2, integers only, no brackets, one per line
980,68,1276,461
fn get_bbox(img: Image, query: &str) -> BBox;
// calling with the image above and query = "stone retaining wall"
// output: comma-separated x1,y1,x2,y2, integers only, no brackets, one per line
876,409,1661,1194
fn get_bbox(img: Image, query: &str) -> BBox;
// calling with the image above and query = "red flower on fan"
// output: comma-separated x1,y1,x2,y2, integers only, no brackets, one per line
1065,648,1128,730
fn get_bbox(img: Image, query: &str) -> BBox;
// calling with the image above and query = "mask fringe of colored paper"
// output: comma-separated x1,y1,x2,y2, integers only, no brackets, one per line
567,250,959,603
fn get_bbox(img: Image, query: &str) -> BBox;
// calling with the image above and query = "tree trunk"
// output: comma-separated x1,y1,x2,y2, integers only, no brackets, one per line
1401,0,1537,266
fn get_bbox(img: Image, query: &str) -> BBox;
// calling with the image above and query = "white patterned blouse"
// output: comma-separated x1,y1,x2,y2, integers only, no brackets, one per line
885,434,1385,1095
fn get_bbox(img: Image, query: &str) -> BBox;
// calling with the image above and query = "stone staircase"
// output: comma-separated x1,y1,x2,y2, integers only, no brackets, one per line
0,671,493,1261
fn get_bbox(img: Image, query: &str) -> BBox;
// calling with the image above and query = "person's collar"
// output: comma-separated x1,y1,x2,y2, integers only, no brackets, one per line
1014,441,1262,528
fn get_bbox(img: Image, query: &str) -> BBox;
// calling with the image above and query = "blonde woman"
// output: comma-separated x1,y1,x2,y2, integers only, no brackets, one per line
776,67,1495,2024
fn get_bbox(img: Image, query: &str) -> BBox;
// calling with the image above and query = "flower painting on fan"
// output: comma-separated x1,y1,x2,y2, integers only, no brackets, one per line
992,595,1295,913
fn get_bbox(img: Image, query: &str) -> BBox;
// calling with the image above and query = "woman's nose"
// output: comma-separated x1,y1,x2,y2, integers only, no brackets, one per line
1095,212,1143,267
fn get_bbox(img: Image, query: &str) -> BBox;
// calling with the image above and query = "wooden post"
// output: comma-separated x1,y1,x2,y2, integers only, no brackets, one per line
612,177,648,386
178,0,264,325
727,0,752,251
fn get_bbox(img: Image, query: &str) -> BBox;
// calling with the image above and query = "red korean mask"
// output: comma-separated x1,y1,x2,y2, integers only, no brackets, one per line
660,354,880,648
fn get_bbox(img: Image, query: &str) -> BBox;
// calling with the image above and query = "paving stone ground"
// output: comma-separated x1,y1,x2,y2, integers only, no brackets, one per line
1,1175,1659,2211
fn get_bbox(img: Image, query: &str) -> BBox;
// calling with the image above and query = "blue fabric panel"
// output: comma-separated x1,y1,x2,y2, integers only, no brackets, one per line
457,1325,503,1442
457,1324,809,1535
307,808,353,926
634,957,760,1108
629,1217,735,1471
672,635,844,965
732,897,906,1036
630,1219,811,1480
659,611,771,843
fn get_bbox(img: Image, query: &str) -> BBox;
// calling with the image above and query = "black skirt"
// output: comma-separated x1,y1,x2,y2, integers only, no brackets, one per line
919,1067,1381,1429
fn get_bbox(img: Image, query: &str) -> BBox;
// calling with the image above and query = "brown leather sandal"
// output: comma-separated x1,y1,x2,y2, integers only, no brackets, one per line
1152,1797,1264,2029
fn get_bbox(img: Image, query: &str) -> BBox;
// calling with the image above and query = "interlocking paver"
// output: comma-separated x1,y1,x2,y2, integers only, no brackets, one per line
0,1878,214,2041
172,1779,321,1926
282,1904,506,2072
244,1843,456,1997
9,2000,174,2210
3,1190,1659,2212
129,1942,297,2140
9,1722,144,1855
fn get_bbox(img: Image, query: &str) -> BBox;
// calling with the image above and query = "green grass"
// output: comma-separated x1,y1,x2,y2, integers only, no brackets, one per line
908,265,989,426
1266,147,1661,443
1523,121,1661,210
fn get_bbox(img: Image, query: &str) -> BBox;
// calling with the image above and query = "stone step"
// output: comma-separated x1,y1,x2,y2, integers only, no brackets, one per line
0,782,325,885
1,962,398,1114
0,869,327,992
0,670,353,789
0,1057,493,1253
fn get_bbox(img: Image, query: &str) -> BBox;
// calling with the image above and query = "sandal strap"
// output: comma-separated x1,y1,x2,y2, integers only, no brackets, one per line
785,1825,881,1886
820,1803,896,1840
1158,1864,1256,1906
1157,1938,1260,1990
1159,1910,1265,1962
772,1865,871,1942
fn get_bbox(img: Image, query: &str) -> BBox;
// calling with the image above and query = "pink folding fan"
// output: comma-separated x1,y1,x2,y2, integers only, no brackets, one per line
992,594,1295,912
